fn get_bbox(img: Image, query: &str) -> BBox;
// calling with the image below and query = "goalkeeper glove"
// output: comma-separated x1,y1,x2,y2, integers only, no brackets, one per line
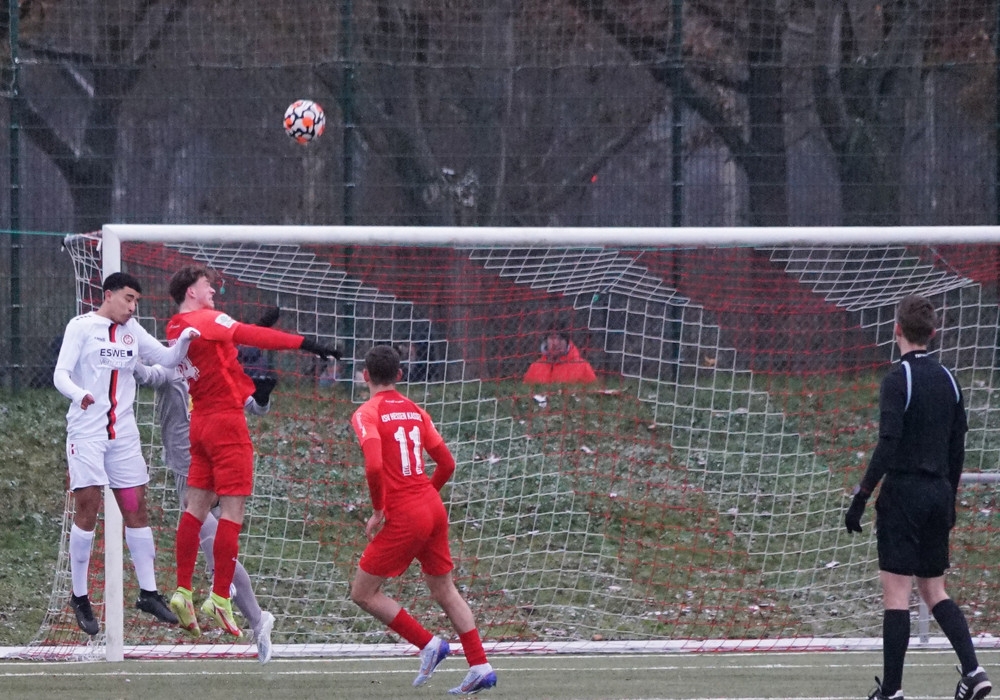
844,486,869,534
251,374,278,406
255,306,281,328
301,337,342,361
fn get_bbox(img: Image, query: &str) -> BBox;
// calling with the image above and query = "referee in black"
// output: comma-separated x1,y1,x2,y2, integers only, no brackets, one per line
845,294,990,700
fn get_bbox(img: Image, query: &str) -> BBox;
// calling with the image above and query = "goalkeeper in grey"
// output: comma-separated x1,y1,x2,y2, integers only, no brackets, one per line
135,319,279,663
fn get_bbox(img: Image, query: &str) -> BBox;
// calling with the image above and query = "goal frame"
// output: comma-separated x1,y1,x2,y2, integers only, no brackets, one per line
85,224,1000,662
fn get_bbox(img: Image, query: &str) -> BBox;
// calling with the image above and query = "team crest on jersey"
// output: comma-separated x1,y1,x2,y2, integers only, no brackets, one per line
121,333,135,345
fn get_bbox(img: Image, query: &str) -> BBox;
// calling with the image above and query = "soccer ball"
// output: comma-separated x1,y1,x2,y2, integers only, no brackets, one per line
283,100,326,144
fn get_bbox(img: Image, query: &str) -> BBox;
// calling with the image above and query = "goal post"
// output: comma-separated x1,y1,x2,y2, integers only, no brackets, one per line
23,224,1000,660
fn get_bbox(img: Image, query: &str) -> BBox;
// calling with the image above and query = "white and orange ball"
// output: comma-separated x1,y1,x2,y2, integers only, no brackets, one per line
283,100,326,144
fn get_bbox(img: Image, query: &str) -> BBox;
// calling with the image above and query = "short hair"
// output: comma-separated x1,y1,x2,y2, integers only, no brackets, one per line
896,294,938,345
365,345,401,385
168,265,212,305
103,272,142,295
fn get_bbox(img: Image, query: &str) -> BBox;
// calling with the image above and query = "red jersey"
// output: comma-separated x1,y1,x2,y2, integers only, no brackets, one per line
351,389,446,514
166,309,301,414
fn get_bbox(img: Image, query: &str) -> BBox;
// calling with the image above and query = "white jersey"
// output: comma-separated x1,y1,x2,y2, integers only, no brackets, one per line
54,312,193,442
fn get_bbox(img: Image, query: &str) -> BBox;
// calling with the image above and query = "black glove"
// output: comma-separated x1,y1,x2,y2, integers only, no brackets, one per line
301,337,343,361
251,374,278,406
844,487,869,534
255,306,281,328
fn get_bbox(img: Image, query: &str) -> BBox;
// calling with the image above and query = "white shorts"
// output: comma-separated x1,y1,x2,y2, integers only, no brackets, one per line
67,435,149,491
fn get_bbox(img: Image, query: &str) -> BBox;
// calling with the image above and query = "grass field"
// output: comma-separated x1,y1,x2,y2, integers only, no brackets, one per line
0,390,67,646
3,649,999,699
3,370,998,654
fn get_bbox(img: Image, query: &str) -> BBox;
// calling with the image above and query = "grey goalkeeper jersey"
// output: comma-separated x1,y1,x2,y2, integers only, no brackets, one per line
134,363,192,477
134,363,270,478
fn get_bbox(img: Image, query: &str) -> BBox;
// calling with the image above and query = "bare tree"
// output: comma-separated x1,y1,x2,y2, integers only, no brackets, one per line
14,0,191,232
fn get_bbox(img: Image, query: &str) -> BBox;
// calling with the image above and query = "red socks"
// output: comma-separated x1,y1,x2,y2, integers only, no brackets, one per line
175,511,203,590
459,628,488,666
389,608,433,649
211,518,242,599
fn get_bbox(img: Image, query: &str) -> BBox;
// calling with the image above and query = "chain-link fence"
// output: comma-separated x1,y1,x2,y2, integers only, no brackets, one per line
2,1,998,387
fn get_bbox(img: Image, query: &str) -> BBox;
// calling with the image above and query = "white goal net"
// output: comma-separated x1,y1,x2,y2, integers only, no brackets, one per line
23,225,1000,660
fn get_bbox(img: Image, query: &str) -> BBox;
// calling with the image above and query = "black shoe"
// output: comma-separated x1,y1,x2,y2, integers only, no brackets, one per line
70,594,99,636
136,589,180,624
956,666,992,700
867,677,903,700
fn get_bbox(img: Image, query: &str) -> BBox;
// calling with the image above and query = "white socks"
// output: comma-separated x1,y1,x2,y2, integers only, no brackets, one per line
125,526,157,591
69,524,95,597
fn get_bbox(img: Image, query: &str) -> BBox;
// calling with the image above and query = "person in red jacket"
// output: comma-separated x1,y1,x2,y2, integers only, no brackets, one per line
523,327,597,385
165,265,340,639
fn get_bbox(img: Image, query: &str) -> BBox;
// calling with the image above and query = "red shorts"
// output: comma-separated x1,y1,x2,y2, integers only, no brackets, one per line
189,410,254,497
359,496,454,578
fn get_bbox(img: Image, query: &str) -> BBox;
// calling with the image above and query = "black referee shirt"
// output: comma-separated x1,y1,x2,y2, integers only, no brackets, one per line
860,350,967,495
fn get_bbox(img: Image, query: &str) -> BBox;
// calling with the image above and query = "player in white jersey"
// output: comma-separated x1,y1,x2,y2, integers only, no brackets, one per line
53,271,199,636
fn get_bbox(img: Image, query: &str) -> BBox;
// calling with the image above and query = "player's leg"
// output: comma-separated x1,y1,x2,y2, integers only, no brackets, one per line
199,494,247,636
421,508,495,695
195,413,253,636
169,473,214,636
349,562,448,688
918,576,990,700
424,573,495,695
68,483,102,636
350,566,403,625
871,477,921,699
176,442,216,595
211,493,246,598
199,506,270,658
69,485,101,594
917,479,991,700
878,570,912,699
107,439,178,624
350,530,434,649
66,440,107,636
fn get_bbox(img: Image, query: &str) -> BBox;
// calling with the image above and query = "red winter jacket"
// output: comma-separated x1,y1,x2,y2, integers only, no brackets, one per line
523,341,597,385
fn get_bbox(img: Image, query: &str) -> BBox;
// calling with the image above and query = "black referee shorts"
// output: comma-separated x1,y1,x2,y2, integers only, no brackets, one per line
875,472,953,578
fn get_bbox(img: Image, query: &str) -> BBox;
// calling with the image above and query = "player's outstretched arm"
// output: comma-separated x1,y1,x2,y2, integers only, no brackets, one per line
229,322,342,359
139,325,200,366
